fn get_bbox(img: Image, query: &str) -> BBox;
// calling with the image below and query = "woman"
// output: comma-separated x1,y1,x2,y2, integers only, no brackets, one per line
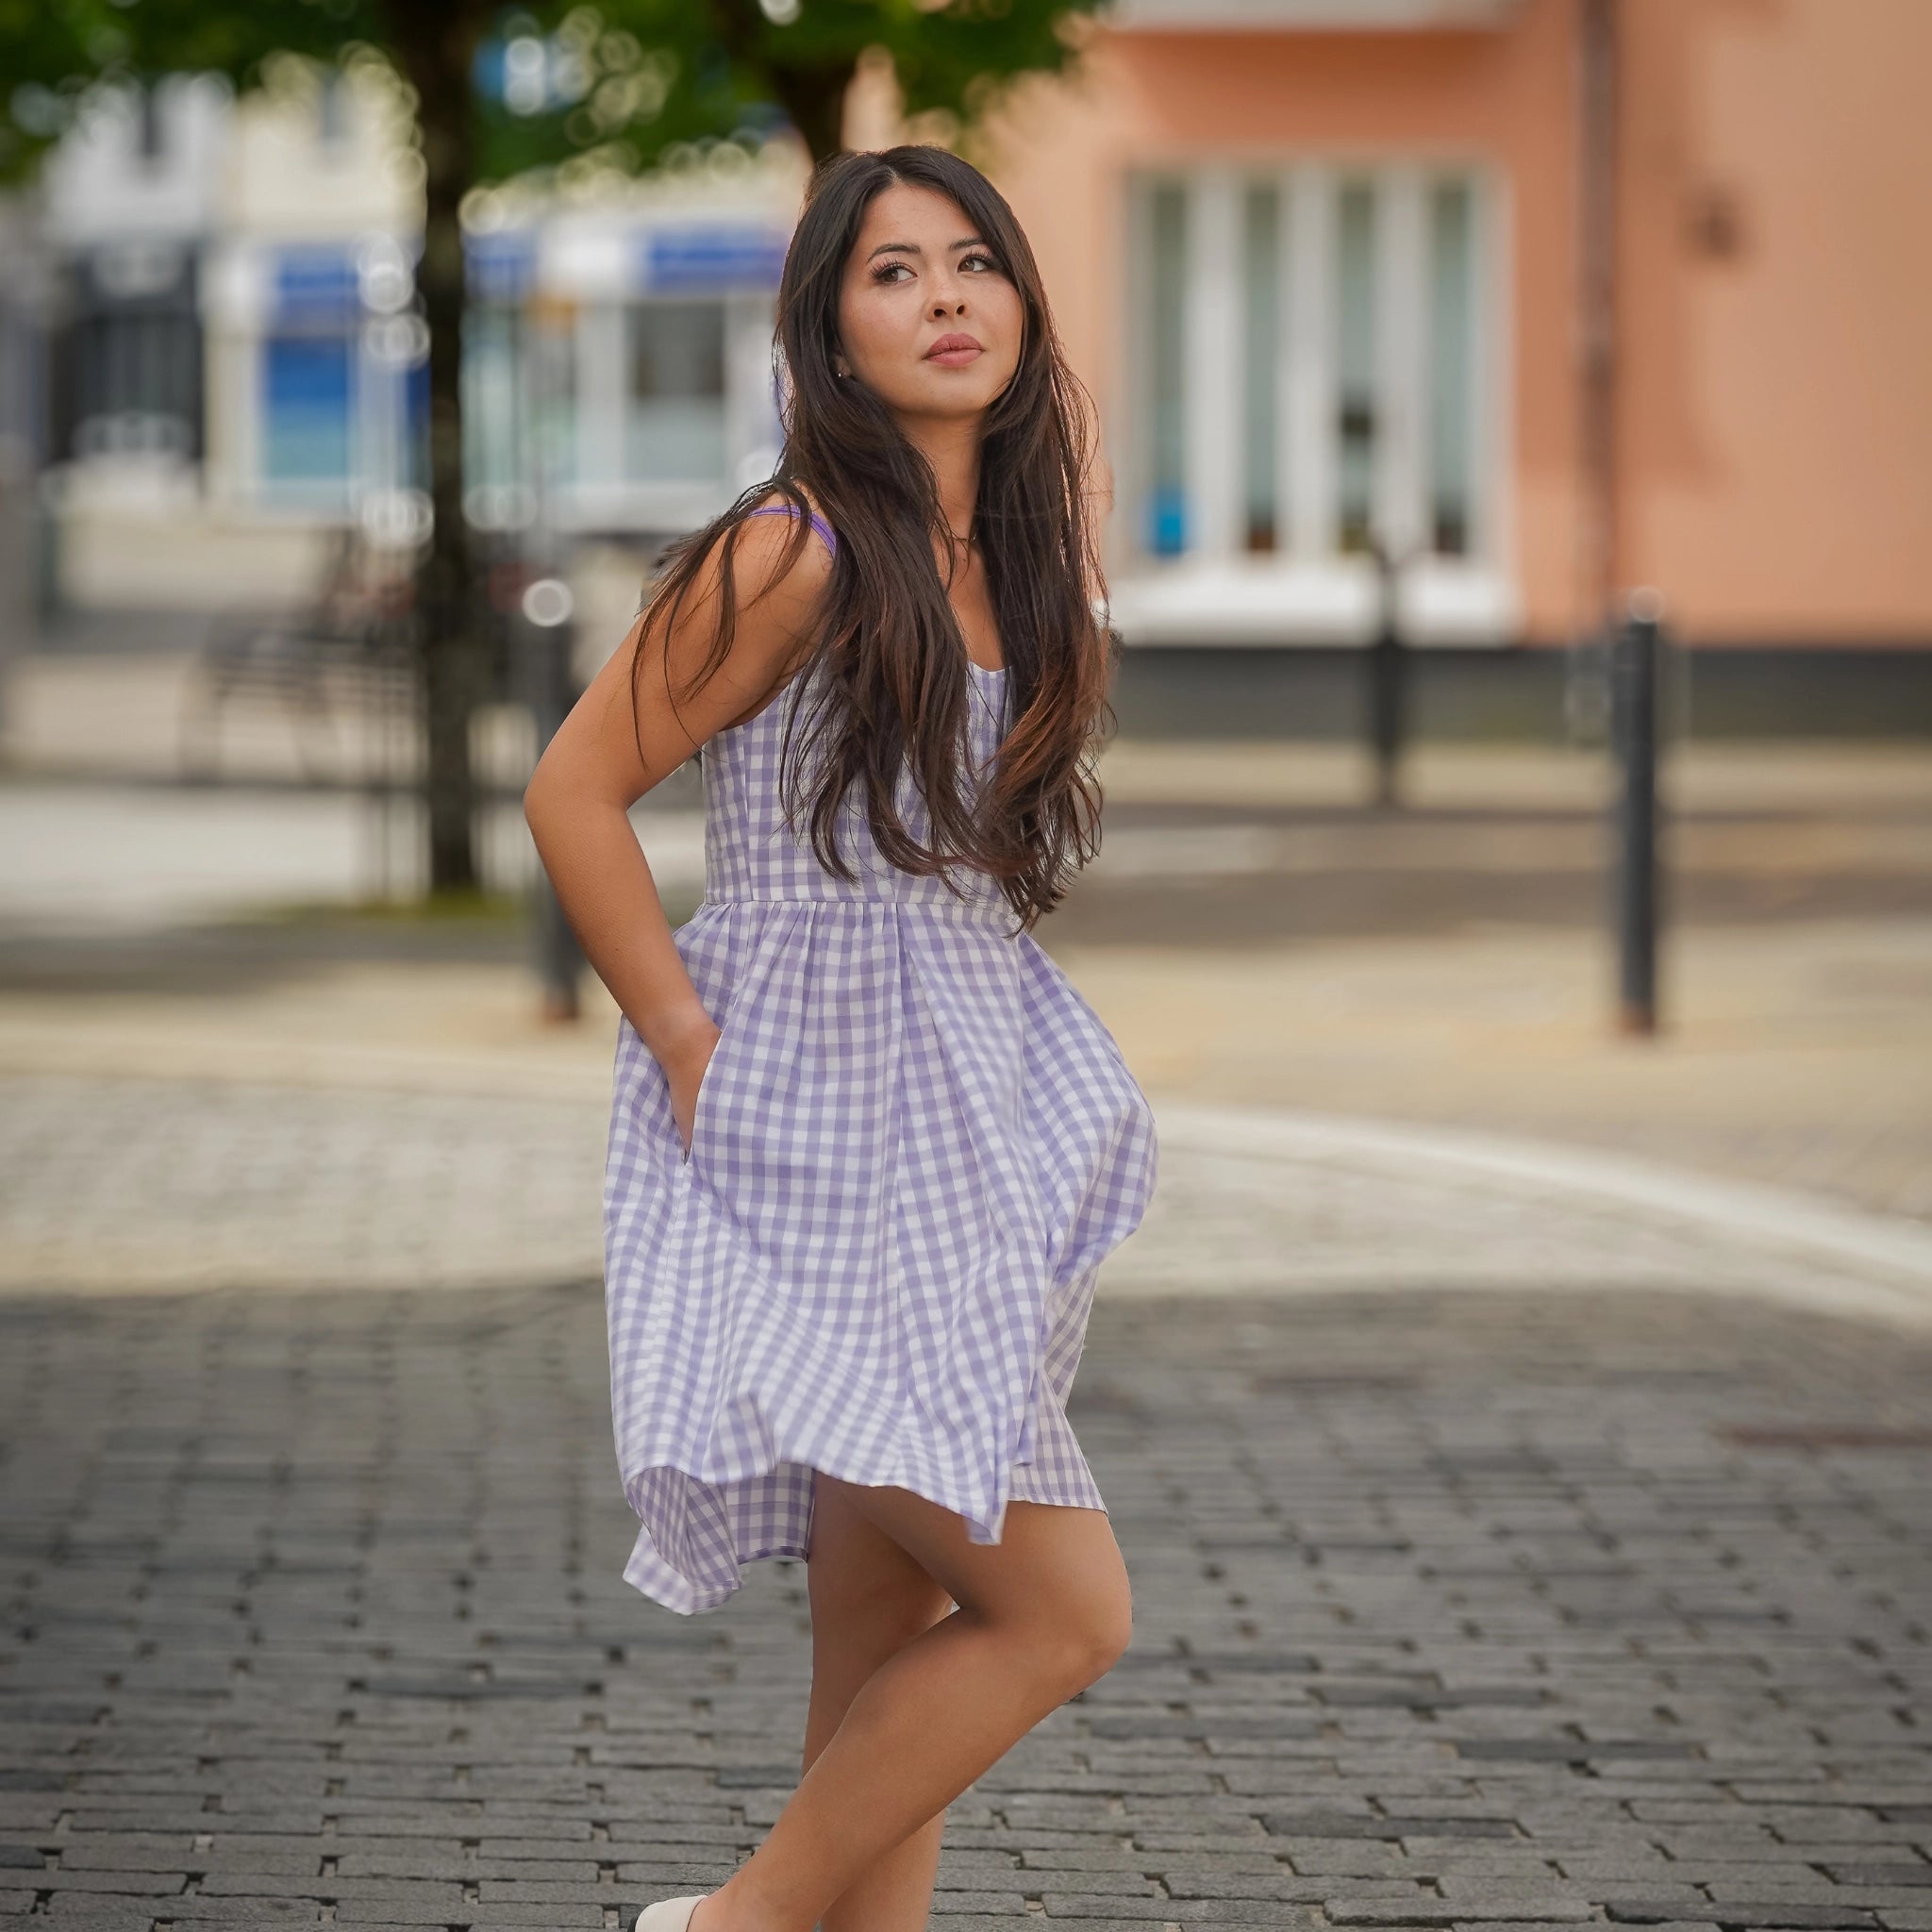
525,143,1159,1932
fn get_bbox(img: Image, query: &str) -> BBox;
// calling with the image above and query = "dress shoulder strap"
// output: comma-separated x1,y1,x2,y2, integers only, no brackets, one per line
744,500,840,558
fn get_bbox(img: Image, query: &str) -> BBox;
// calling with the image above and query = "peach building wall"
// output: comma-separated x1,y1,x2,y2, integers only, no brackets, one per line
1617,0,1932,641
974,0,1932,646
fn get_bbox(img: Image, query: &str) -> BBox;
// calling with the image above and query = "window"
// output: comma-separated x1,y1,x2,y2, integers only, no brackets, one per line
249,242,431,512
1428,178,1476,558
1145,182,1188,557
1241,181,1282,553
1129,162,1493,571
260,246,358,507
68,308,202,461
262,334,352,492
1334,177,1378,555
59,242,202,465
462,308,523,514
625,299,726,484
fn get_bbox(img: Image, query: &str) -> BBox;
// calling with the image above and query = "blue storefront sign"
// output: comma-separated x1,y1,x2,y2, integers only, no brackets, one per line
273,245,361,326
641,225,787,294
468,230,536,305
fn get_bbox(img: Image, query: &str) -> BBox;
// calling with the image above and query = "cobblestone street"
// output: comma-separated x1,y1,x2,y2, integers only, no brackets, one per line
4,1282,1931,1932
4,726,1929,1930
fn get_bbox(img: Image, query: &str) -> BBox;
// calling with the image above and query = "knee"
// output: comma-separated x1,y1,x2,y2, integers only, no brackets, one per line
1042,1588,1133,1695
1086,1591,1136,1681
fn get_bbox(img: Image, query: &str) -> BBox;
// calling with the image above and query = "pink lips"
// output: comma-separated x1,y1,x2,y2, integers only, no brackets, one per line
924,333,983,366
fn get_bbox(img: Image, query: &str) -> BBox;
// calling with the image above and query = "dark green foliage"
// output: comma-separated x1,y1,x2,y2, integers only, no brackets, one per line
0,0,1109,181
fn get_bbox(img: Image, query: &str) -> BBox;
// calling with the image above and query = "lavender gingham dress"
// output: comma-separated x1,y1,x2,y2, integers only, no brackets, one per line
602,503,1159,1615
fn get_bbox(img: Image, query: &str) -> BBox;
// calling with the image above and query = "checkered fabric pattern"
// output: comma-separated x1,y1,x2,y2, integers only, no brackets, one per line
603,508,1159,1615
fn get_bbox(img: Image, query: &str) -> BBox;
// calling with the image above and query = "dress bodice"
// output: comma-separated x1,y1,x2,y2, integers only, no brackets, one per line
697,656,1015,924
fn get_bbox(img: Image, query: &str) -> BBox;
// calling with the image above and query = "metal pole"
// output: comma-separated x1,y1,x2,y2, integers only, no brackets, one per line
522,575,585,1022
1611,588,1664,1034
1367,535,1406,808
519,277,585,1023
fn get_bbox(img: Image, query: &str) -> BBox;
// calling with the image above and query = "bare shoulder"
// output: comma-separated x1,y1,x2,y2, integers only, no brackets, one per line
708,496,834,635
649,502,830,712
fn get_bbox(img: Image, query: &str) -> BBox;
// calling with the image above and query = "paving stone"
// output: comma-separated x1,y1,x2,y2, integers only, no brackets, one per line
36,1907,177,1932
152,1902,325,1923
1338,1907,1597,1926
29,1873,189,1897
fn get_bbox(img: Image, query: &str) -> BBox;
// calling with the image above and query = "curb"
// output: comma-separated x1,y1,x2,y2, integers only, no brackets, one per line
1119,1100,1932,1330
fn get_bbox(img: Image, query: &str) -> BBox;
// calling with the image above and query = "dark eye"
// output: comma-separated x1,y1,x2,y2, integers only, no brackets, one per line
870,252,1001,283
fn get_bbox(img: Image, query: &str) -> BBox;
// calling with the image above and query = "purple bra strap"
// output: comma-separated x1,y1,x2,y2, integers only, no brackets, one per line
745,501,840,557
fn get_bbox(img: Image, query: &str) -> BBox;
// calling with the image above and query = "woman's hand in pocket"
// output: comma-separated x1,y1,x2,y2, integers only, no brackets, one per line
663,1019,724,1160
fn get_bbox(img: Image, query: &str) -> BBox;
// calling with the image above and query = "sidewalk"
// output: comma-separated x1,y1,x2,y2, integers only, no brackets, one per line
2,908,1929,1322
1,714,1928,1295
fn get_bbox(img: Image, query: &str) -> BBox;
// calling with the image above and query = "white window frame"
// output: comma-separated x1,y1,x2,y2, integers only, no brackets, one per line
558,288,775,533
1113,156,1517,647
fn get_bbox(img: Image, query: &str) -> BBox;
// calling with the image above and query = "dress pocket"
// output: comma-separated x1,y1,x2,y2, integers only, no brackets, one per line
682,1022,729,1170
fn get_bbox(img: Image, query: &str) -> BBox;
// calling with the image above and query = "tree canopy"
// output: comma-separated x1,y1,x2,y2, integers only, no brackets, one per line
2,0,1110,179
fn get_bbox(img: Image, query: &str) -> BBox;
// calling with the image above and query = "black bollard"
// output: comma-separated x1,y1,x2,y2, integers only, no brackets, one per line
1610,591,1665,1035
1367,537,1406,808
522,575,586,1024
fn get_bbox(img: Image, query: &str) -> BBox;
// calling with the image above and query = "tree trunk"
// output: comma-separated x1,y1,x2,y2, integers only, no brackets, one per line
761,66,846,163
388,0,486,894
702,2,847,162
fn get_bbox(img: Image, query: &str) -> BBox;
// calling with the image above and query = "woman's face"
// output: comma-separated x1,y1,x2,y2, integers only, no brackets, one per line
835,182,1024,427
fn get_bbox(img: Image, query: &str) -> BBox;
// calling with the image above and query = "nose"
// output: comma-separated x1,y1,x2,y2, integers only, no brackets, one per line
929,265,969,315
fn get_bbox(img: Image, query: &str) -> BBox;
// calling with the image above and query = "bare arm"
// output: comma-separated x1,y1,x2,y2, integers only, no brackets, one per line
524,517,832,1151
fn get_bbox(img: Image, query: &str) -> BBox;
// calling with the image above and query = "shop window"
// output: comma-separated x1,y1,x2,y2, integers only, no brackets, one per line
262,334,353,494
1129,163,1492,569
625,299,726,484
59,243,202,465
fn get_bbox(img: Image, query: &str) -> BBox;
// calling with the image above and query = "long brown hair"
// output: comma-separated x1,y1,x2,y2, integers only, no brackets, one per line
628,142,1122,936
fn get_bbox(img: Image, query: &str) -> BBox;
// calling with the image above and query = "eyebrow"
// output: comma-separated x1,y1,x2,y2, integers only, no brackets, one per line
866,236,988,261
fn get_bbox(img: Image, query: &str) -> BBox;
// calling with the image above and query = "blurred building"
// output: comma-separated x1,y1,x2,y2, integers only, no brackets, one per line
17,0,1932,733
33,60,793,610
979,0,1932,730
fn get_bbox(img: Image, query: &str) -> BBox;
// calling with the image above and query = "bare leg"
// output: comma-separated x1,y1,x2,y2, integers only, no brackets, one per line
691,1473,1131,1932
800,1472,954,1932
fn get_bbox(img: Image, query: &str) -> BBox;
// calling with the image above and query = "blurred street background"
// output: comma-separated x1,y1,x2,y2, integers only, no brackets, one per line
2,4,1930,1930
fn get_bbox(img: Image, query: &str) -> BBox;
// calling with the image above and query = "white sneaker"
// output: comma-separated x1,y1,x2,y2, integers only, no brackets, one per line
633,1896,708,1932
